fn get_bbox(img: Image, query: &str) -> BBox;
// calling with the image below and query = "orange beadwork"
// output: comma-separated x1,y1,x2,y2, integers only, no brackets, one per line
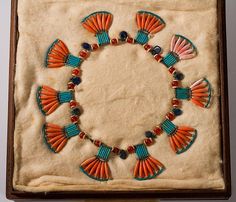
168,126,197,154
45,39,82,68
36,86,60,115
80,145,112,181
136,11,165,35
37,10,213,182
81,11,113,34
134,144,165,180
190,78,212,108
43,123,80,153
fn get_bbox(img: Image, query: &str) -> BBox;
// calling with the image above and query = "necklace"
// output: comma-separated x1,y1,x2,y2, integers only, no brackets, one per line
37,11,212,181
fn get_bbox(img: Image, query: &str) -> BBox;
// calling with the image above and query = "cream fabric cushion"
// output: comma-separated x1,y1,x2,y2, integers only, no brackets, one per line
13,0,224,192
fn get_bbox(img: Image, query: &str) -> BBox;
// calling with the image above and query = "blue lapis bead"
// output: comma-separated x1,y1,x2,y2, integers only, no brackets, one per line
145,131,156,138
71,77,81,85
82,42,92,51
151,45,162,55
172,108,183,116
119,31,128,41
72,108,81,116
174,71,184,80
119,150,128,159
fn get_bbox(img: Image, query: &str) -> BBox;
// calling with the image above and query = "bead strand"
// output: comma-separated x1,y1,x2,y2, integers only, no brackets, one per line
69,34,186,160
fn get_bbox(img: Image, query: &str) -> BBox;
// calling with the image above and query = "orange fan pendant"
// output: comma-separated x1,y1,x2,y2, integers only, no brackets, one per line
174,78,212,108
36,85,73,115
42,123,81,153
80,145,112,181
161,119,197,154
81,11,113,46
45,39,82,68
135,11,165,45
134,144,165,180
162,35,197,68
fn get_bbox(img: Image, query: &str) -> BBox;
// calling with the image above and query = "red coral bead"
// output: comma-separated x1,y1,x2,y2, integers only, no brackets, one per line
111,147,120,154
172,98,181,107
127,145,135,154
144,44,152,51
71,115,78,123
79,132,86,139
93,140,102,147
144,138,154,146
79,50,89,59
92,43,99,50
68,82,75,90
168,67,176,74
72,68,81,76
154,54,163,62
166,112,175,121
126,37,134,43
153,126,162,136
111,38,118,45
70,100,77,108
171,80,179,88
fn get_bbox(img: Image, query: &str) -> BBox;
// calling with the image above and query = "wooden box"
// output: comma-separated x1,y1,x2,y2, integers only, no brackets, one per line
6,0,231,199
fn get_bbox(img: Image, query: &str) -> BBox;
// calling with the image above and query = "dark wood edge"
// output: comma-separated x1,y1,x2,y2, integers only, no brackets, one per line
6,0,231,199
217,0,232,198
6,0,18,200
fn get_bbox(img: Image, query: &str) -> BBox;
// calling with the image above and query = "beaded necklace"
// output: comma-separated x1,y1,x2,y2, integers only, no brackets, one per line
37,11,212,181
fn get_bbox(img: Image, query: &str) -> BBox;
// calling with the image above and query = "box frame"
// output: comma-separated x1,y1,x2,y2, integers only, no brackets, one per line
6,0,231,199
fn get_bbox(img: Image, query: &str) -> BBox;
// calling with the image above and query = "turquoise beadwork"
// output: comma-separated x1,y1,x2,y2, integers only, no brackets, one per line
66,54,82,68
97,145,112,161
135,30,149,45
65,124,81,138
96,32,110,45
175,88,191,100
135,144,149,160
161,119,176,135
203,78,212,108
162,52,179,68
36,86,46,115
58,91,73,103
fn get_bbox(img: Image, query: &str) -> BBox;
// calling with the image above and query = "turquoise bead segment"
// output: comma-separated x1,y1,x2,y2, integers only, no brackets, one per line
161,119,176,135
96,31,110,45
175,88,191,100
66,54,82,68
135,144,149,160
97,145,111,161
36,86,46,116
162,52,179,68
64,124,81,138
58,91,73,103
135,30,149,45
204,78,212,108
